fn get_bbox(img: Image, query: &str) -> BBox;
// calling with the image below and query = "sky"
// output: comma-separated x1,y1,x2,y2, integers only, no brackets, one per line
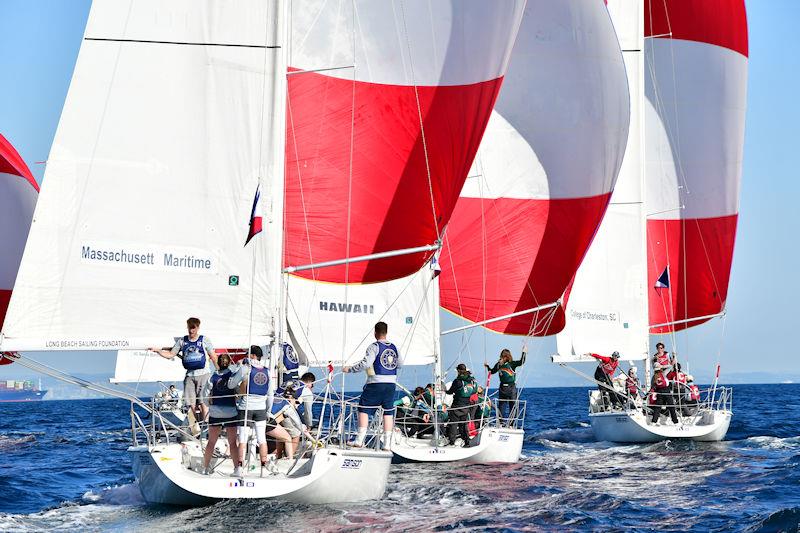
1,1,798,391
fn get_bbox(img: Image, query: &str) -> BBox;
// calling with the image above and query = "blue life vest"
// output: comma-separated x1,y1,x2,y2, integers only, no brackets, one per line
210,370,235,407
372,341,399,376
271,396,288,415
247,365,270,397
281,343,300,384
181,335,207,371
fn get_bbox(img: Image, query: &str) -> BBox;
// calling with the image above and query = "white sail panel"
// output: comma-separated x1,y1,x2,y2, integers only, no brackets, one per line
1,1,284,351
556,31,648,363
286,268,437,367
111,350,186,383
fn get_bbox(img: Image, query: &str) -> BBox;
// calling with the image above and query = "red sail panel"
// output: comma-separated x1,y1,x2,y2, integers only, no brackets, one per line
285,74,502,283
440,194,611,335
0,134,39,337
648,215,738,333
439,1,629,336
645,1,748,333
284,0,525,284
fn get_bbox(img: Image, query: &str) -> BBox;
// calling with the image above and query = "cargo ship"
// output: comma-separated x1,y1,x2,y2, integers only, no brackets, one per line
0,379,47,402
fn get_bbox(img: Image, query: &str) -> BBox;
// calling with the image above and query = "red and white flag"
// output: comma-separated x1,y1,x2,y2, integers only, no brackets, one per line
245,184,263,246
715,364,721,379
327,361,334,383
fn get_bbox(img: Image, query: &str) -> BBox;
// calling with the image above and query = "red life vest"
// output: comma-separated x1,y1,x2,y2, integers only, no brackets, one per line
648,390,658,405
689,385,700,401
626,376,639,395
601,359,618,376
667,370,686,384
655,373,670,389
655,352,670,367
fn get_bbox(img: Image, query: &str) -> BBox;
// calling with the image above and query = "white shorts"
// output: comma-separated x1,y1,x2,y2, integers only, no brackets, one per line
237,419,268,446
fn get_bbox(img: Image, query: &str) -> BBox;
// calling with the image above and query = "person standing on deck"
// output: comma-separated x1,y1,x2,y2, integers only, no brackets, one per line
149,317,218,424
200,353,241,476
445,363,478,446
484,347,527,425
652,342,674,369
650,363,679,424
343,321,401,450
587,351,623,409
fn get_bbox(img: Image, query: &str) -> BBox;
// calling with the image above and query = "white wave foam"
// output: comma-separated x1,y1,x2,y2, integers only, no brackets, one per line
82,483,145,506
738,435,800,451
0,435,36,451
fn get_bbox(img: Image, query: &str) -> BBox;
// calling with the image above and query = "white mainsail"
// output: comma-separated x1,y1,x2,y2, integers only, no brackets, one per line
1,1,286,352
554,0,648,364
111,349,185,383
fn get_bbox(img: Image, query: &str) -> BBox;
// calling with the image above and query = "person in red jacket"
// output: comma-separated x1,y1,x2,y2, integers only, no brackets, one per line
587,351,623,409
667,362,689,414
652,342,674,369
683,375,701,416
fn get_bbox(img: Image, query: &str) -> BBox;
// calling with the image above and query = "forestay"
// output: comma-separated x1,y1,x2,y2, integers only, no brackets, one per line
1,0,286,351
645,0,749,333
440,0,629,336
0,134,38,353
555,0,648,362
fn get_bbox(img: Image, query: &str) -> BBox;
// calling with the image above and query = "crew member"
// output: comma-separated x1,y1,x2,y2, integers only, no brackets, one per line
343,321,401,450
587,351,623,409
485,347,526,425
444,364,478,446
201,353,241,476
279,342,304,389
150,317,218,425
684,375,701,416
652,342,673,370
650,363,678,424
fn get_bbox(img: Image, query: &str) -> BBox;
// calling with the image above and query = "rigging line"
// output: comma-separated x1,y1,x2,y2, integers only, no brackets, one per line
85,37,278,49
399,0,440,241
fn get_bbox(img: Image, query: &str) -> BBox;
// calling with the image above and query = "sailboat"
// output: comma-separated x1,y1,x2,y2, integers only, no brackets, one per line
0,133,38,361
287,0,631,463
0,0,527,505
552,0,748,443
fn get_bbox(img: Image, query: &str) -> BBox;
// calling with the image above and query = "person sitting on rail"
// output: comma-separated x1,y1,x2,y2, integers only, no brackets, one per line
587,351,623,409
485,346,526,425
649,363,679,425
201,352,241,476
444,364,478,447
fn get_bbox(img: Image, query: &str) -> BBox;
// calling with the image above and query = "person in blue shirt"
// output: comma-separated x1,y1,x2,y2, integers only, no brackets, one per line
150,317,218,424
200,353,241,476
343,321,402,450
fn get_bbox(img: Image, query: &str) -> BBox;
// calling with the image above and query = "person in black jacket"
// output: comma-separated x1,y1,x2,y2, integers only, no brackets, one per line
444,364,477,446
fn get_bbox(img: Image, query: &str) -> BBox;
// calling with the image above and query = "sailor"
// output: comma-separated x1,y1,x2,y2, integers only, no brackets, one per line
652,342,673,369
684,375,701,416
485,346,527,425
444,364,478,446
587,351,623,409
279,342,306,389
343,321,402,450
150,317,218,424
667,362,689,413
288,372,316,428
230,346,293,474
625,366,641,401
200,353,241,476
168,384,180,407
650,363,678,424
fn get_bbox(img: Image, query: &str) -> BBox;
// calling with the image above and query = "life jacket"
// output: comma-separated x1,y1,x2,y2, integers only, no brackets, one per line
648,390,658,405
654,372,670,390
181,335,207,371
210,369,235,407
626,375,639,395
601,358,618,377
498,362,516,384
454,375,477,399
371,341,399,376
655,351,671,368
280,343,300,384
244,363,269,397
689,384,700,401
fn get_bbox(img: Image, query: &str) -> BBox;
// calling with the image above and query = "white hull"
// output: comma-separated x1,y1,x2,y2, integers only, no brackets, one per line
589,409,732,443
391,426,523,463
130,443,392,506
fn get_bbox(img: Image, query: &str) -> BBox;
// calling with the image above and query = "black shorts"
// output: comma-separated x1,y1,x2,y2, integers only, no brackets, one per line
208,415,239,429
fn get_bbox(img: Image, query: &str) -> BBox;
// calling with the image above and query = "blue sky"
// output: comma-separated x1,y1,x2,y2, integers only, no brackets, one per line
0,1,797,388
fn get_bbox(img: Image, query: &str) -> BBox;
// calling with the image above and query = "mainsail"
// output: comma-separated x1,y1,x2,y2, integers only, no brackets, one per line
1,1,286,351
0,134,38,362
645,0,749,333
439,0,630,336
285,1,526,366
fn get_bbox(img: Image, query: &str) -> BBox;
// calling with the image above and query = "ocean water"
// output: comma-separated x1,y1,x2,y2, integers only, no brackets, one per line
0,384,798,532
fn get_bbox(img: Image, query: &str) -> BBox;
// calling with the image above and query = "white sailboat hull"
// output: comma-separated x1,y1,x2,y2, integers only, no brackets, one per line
589,409,732,443
130,443,392,506
391,426,523,463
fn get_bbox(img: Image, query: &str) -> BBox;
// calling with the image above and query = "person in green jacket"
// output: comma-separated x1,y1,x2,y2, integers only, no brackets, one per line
485,347,526,426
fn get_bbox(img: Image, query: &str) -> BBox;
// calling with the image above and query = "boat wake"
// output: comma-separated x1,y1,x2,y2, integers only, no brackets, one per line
82,483,145,506
0,434,36,451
